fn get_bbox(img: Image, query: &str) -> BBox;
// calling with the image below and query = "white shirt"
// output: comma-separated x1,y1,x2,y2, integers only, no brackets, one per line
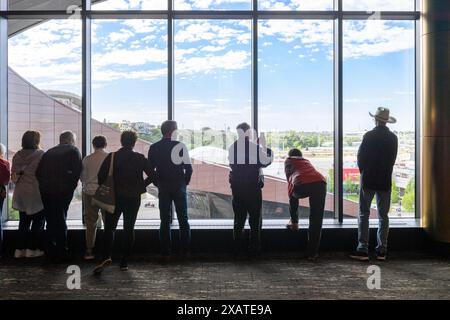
81,149,108,196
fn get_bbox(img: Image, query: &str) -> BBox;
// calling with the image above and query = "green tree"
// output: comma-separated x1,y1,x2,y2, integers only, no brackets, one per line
402,178,415,212
344,177,354,194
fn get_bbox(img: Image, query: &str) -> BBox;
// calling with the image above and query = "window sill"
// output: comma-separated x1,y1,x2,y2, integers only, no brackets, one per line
2,218,421,230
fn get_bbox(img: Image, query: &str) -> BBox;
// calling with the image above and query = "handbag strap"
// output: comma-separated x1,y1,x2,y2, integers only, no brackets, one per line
108,152,115,177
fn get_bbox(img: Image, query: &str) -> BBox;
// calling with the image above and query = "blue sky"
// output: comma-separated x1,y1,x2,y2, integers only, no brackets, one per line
8,1,416,133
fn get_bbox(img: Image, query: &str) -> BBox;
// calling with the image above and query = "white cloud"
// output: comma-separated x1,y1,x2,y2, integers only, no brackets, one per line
93,0,167,10
201,45,226,52
176,50,251,75
94,47,167,67
343,21,414,59
109,29,134,42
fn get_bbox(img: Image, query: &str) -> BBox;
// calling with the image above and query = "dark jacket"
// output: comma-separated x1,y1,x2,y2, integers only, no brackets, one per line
36,144,82,196
98,147,153,198
357,126,398,192
228,138,273,189
148,138,193,188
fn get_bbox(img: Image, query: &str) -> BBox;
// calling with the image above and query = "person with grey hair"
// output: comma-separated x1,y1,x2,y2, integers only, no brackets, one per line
36,131,82,262
0,143,11,259
148,120,192,261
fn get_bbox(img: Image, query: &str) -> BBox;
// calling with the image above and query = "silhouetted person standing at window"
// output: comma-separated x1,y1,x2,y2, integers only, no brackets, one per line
80,135,108,261
0,143,10,260
284,148,327,261
228,123,273,258
12,131,45,259
94,131,152,274
36,131,82,262
350,107,398,262
148,120,192,261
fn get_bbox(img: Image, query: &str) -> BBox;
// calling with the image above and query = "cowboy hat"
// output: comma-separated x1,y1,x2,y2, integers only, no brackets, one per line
369,107,397,124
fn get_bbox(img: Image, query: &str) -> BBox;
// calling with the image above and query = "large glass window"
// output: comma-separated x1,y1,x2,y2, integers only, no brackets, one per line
258,19,335,219
174,19,252,219
343,20,415,219
1,4,419,223
8,18,82,220
92,19,167,219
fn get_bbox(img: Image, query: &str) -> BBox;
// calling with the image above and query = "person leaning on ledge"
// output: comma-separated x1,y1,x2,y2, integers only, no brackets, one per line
284,148,327,262
350,107,398,262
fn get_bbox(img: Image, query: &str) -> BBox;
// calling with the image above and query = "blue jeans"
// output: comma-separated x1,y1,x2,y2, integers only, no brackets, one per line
158,184,191,255
357,187,391,254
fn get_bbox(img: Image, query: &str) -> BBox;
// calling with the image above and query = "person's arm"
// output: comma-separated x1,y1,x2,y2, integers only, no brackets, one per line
72,149,83,183
142,154,153,187
284,159,294,181
258,145,273,169
0,161,10,185
147,145,156,183
391,135,399,167
357,134,369,171
97,153,111,186
181,143,193,185
35,154,44,184
80,157,87,183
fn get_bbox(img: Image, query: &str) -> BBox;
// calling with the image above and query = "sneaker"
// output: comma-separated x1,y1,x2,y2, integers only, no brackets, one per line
25,249,45,258
376,251,387,261
286,220,299,231
119,259,129,271
84,250,95,261
93,258,112,275
14,249,26,259
349,251,370,261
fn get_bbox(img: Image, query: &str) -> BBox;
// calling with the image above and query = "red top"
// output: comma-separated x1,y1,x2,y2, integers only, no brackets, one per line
0,158,11,185
284,156,326,196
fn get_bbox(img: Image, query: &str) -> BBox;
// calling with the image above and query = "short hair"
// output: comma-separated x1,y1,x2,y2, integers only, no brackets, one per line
236,122,251,133
0,143,5,157
60,131,76,145
92,135,107,149
22,131,41,150
288,148,302,157
161,120,178,136
121,130,138,148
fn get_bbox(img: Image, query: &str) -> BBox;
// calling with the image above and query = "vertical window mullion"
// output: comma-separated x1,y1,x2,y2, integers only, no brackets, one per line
414,0,421,219
168,0,174,120
252,0,258,132
82,0,92,158
0,1,8,222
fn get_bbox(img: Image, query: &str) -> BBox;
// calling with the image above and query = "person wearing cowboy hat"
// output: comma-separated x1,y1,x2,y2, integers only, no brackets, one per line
350,107,398,262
